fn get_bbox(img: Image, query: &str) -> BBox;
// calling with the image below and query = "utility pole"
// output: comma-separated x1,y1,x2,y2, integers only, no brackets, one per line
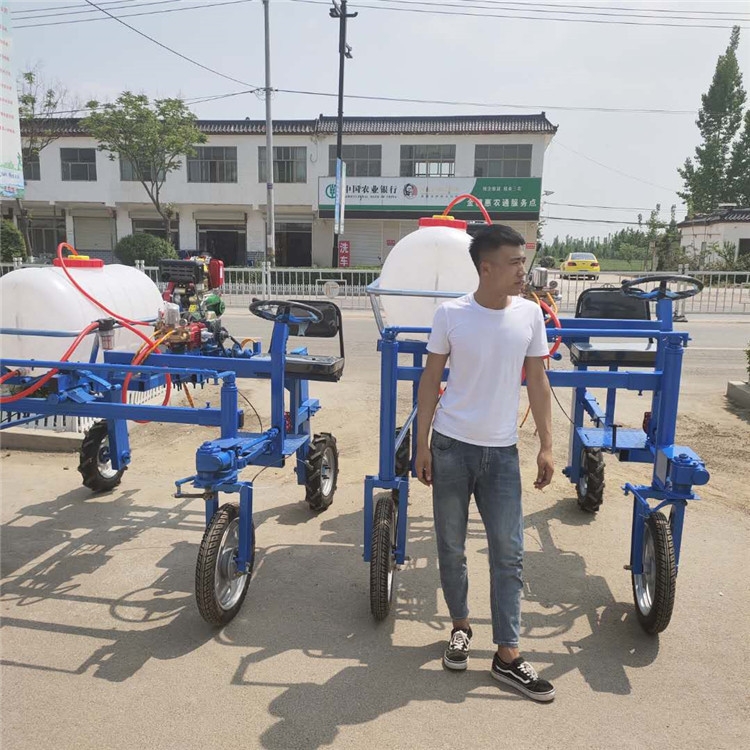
263,0,275,277
330,0,357,268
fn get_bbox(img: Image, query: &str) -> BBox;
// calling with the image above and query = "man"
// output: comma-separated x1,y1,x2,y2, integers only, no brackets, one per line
415,224,556,703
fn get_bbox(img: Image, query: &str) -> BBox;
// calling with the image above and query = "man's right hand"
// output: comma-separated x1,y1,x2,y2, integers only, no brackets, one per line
415,446,432,486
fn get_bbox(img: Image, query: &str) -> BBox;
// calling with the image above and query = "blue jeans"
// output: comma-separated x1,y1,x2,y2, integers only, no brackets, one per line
430,430,524,647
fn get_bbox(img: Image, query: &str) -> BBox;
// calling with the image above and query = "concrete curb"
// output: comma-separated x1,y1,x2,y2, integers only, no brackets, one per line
0,427,82,453
726,381,750,410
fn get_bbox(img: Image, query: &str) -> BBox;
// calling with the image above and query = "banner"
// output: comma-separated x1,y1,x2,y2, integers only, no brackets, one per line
319,176,541,215
0,4,24,199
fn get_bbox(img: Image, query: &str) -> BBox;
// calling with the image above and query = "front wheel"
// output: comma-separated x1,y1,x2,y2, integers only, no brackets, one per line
370,493,397,620
78,420,125,492
632,511,676,634
195,503,254,626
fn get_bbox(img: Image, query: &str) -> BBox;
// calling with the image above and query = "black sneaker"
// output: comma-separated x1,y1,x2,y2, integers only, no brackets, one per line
491,654,555,702
443,627,472,670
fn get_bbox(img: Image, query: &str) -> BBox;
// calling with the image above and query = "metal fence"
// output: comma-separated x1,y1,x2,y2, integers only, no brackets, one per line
2,263,749,314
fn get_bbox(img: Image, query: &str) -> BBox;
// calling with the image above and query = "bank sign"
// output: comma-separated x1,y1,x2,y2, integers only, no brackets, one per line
318,176,542,215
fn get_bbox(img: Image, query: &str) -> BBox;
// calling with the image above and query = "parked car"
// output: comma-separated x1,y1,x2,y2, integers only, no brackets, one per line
560,252,600,280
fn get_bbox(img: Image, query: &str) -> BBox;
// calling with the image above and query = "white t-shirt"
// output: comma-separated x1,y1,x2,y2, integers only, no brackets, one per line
426,293,549,447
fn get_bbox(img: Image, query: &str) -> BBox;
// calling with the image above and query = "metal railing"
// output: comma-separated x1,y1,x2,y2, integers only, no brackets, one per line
2,263,748,314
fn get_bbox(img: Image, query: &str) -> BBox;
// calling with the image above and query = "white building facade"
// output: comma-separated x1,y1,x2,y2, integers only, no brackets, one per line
677,206,750,264
3,114,557,267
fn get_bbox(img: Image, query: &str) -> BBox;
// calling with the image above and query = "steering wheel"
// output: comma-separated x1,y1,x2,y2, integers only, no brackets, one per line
621,273,703,301
249,299,323,325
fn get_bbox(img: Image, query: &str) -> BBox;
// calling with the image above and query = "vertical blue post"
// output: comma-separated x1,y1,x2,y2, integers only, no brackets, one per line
205,492,219,527
648,298,674,444
394,478,409,565
269,321,289,456
629,494,647,575
669,502,687,570
237,483,255,573
411,350,423,468
220,373,239,440
363,477,375,562
605,365,618,429
292,377,311,485
378,334,398,482
568,363,587,485
654,335,684,450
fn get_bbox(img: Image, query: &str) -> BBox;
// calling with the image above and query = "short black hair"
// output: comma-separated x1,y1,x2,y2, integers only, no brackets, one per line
468,224,526,271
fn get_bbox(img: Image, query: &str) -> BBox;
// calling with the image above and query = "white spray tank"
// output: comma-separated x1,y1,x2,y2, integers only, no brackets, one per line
378,216,479,335
1,255,165,366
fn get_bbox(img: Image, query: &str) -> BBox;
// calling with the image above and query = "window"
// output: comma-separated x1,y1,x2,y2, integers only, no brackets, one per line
187,146,238,183
60,148,97,181
571,253,596,260
400,145,455,177
132,218,179,249
474,144,532,178
328,145,382,177
120,157,164,183
29,216,66,256
258,146,307,183
23,149,40,181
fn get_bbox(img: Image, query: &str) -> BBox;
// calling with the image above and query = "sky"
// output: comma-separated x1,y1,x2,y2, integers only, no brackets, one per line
6,0,750,240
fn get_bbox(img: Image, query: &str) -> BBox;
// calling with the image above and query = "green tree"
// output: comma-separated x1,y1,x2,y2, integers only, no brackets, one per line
678,26,747,214
1,220,27,262
17,66,76,254
115,233,178,266
82,93,206,242
727,109,750,206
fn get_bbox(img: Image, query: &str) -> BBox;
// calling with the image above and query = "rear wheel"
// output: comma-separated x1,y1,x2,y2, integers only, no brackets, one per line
78,420,125,492
305,433,338,512
370,493,397,621
632,512,676,634
576,447,605,512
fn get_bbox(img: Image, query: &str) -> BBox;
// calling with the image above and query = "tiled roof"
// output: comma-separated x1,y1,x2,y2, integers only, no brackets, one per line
677,207,750,227
29,113,557,137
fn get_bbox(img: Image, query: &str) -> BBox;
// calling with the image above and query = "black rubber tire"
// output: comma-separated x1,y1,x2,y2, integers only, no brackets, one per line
370,493,397,621
305,433,338,512
195,503,254,626
78,420,125,492
393,426,411,503
632,511,676,634
576,447,605,513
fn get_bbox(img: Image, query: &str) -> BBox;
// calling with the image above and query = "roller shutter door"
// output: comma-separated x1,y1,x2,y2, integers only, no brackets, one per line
73,217,115,253
341,221,382,266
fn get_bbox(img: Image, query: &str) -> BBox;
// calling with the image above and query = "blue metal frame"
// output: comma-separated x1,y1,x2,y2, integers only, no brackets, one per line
363,290,709,618
1,313,328,590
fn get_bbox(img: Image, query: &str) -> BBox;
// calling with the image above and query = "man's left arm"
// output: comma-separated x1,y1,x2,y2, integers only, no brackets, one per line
524,355,554,490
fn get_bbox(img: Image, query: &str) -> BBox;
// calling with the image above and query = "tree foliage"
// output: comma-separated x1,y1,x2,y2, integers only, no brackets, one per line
82,93,206,240
1,220,27,262
115,233,178,266
678,26,748,214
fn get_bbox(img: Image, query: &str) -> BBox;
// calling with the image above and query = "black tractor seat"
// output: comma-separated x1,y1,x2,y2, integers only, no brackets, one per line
570,341,657,368
284,353,345,382
572,285,657,368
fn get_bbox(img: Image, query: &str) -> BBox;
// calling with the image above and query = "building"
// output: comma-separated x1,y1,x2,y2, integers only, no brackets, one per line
677,206,750,265
2,113,557,267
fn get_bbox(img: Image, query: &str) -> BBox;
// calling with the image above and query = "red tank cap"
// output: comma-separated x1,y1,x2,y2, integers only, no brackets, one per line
53,257,104,268
418,215,468,230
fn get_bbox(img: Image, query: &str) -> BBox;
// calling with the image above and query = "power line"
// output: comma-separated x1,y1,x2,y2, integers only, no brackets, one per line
274,86,705,115
16,0,253,28
368,0,750,24
12,0,136,16
287,0,748,29
76,0,260,88
551,140,677,194
13,0,179,21
547,201,686,213
545,216,651,226
473,1,750,17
